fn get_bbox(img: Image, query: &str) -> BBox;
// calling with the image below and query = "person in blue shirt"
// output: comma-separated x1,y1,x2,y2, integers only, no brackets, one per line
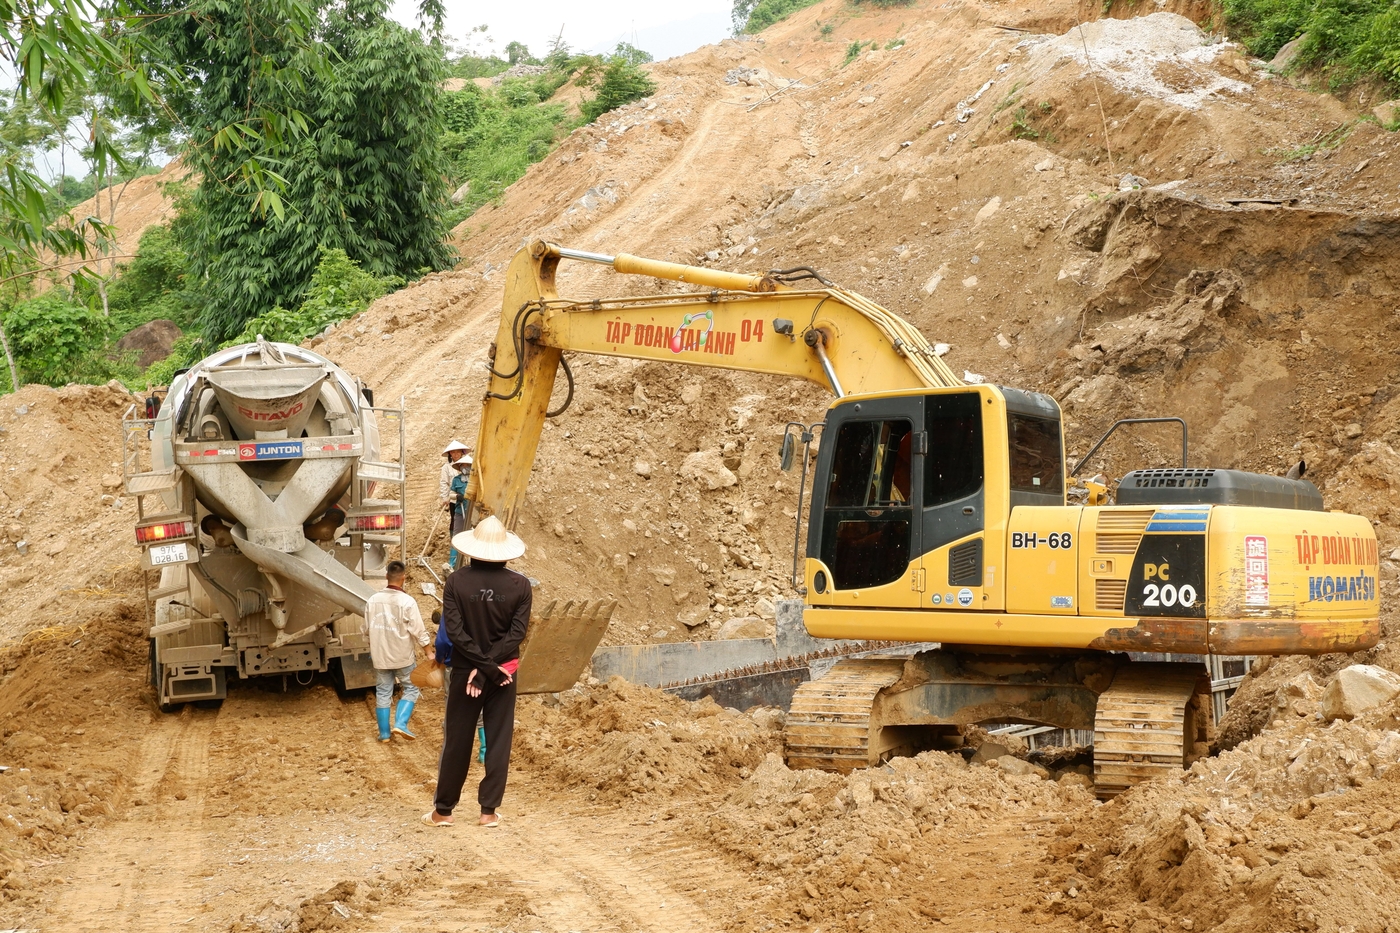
433,610,486,763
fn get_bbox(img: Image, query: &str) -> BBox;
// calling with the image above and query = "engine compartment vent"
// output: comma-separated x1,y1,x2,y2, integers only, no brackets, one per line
1095,578,1128,612
1096,509,1154,554
1117,469,1323,511
949,539,983,587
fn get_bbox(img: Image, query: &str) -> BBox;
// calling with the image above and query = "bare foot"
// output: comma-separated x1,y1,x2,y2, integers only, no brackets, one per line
478,813,500,828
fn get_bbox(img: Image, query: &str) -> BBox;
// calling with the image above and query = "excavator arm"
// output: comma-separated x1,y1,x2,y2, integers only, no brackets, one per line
470,240,961,528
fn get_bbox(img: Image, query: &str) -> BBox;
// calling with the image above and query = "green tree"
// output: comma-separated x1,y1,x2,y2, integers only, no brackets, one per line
611,42,653,66
0,0,158,389
0,0,329,393
580,49,658,124
142,0,454,341
225,247,402,346
0,291,105,386
505,40,531,64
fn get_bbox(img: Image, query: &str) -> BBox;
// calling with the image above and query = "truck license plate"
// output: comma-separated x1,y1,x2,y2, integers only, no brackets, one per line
149,543,189,566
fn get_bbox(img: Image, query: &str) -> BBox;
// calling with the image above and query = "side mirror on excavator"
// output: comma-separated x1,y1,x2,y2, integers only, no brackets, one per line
780,431,796,472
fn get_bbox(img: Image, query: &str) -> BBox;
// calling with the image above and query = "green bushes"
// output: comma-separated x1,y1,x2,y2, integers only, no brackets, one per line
0,292,136,390
580,58,657,124
225,248,402,347
736,0,823,33
0,234,395,392
441,42,657,225
1223,0,1400,86
441,89,572,220
103,225,198,335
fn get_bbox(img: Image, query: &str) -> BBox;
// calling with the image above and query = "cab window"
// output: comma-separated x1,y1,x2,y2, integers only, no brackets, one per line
826,420,914,507
925,393,983,506
822,419,913,589
1007,414,1063,495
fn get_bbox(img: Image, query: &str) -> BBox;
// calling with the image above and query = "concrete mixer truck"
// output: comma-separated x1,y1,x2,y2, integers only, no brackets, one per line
121,338,406,709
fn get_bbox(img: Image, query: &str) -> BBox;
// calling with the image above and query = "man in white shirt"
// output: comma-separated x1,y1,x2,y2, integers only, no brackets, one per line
362,560,432,741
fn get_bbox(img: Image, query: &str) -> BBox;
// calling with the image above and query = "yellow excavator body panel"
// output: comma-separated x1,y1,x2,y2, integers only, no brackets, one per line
803,504,1379,656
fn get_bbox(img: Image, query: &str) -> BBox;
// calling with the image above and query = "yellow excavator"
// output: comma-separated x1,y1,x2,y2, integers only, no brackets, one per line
469,240,1379,796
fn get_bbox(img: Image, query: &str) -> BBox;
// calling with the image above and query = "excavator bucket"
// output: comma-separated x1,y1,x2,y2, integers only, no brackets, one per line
515,598,617,694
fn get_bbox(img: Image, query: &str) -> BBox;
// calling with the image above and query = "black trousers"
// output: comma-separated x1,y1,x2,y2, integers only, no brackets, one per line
433,668,516,815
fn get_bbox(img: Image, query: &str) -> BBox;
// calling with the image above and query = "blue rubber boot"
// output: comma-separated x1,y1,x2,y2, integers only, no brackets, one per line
376,706,392,742
477,724,487,763
393,700,418,740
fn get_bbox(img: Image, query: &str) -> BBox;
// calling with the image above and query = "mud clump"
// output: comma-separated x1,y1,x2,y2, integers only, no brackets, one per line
700,751,1093,932
232,878,388,933
0,609,150,907
515,677,780,802
1049,694,1400,932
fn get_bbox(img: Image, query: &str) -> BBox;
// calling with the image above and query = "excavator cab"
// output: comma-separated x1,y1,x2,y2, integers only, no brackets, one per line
803,385,1063,611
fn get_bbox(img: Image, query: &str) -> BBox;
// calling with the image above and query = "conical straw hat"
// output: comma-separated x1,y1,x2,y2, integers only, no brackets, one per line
452,515,526,562
442,439,469,457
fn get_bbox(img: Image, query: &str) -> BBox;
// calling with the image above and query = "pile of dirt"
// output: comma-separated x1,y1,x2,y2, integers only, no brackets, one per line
1049,692,1400,932
0,381,148,644
514,677,782,802
696,749,1096,931
0,607,150,906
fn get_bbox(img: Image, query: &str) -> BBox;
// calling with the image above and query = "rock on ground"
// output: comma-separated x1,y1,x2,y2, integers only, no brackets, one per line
1322,664,1400,721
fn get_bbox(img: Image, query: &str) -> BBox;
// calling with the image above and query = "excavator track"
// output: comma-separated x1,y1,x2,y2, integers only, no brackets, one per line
1093,662,1212,798
784,658,904,772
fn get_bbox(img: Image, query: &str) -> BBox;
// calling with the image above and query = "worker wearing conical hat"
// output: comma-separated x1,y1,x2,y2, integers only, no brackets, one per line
439,440,470,508
439,440,473,570
424,516,530,829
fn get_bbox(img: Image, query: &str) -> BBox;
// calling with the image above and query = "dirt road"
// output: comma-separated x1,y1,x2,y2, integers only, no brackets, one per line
6,3,1400,930
0,615,1094,933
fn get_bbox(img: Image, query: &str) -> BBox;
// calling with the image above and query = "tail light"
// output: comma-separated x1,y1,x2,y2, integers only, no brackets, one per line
348,513,402,532
136,520,196,544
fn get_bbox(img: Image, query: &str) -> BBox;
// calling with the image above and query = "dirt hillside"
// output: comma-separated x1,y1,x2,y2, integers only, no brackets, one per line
315,0,1400,645
4,1,1400,930
56,161,186,280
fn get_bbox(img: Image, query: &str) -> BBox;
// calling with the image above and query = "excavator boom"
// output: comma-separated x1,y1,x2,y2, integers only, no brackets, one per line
472,241,959,527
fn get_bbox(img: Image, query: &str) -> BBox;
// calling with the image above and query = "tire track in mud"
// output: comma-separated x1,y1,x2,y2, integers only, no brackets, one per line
43,704,220,931
344,701,731,933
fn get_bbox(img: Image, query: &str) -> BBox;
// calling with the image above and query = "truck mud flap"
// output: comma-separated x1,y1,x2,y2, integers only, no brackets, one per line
334,654,377,691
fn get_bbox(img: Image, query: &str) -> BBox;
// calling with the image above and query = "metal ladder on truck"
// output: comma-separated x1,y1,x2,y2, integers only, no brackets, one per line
347,392,408,576
122,403,211,705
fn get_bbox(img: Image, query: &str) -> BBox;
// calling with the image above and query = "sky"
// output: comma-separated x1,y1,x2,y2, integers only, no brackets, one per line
388,0,734,62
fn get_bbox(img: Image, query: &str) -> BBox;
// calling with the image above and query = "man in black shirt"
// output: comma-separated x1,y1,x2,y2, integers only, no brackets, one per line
424,515,531,828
